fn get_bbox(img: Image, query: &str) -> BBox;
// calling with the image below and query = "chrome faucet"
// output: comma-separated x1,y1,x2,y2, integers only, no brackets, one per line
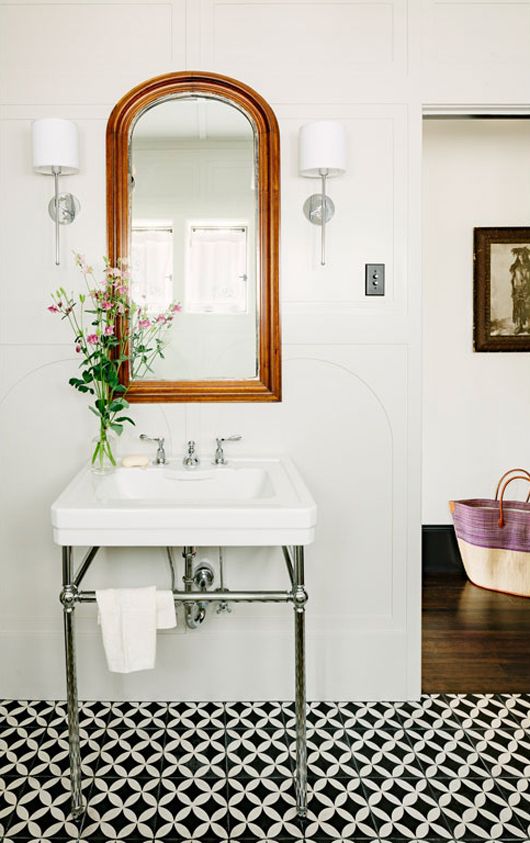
139,434,168,465
183,440,200,469
213,435,242,465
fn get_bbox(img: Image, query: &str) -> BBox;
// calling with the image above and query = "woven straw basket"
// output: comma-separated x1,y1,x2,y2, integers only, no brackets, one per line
449,468,530,598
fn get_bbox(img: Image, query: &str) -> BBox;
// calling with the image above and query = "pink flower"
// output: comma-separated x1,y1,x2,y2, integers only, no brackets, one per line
101,300,112,311
171,303,182,313
74,253,92,273
104,325,114,336
156,314,167,324
87,333,99,345
139,318,151,329
48,305,59,313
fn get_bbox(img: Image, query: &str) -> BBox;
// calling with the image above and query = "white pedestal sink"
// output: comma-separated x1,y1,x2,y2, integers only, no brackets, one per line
51,454,316,823
51,456,317,546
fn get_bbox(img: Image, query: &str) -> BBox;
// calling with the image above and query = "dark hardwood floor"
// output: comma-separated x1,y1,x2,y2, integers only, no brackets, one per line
422,570,530,693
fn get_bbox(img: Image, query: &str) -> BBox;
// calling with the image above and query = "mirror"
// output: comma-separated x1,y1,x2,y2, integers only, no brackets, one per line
107,72,281,402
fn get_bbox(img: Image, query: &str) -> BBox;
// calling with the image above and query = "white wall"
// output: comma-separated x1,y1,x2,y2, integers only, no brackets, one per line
0,0,529,702
423,119,530,524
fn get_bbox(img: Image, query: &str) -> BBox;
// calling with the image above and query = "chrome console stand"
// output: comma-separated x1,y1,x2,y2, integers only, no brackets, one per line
60,544,308,820
59,546,86,820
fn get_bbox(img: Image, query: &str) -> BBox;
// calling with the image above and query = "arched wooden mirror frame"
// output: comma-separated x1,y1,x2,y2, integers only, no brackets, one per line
106,71,281,402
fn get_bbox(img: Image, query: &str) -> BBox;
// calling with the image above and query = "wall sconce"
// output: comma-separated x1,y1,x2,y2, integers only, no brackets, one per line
32,118,80,266
299,120,346,266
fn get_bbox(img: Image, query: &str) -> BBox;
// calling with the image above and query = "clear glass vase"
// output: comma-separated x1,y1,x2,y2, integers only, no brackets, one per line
91,426,117,474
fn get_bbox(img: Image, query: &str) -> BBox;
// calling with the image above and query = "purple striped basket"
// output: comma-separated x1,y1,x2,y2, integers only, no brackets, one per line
450,470,530,598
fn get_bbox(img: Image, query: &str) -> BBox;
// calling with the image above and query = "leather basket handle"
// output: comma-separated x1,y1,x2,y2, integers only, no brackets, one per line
495,468,530,501
498,474,530,527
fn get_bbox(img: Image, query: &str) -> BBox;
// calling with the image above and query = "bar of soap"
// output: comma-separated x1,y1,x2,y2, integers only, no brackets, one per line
122,454,149,468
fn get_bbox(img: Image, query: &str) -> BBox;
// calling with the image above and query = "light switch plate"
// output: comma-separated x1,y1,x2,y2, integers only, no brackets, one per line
365,264,385,296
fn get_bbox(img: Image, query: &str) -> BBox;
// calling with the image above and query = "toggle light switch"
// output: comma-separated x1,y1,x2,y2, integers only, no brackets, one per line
365,263,385,296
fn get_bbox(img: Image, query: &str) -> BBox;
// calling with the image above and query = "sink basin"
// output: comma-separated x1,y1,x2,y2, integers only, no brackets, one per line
51,457,317,546
96,465,274,504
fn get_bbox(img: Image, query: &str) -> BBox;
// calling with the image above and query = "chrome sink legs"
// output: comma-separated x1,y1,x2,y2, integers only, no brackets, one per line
59,544,309,821
60,547,85,821
293,546,308,817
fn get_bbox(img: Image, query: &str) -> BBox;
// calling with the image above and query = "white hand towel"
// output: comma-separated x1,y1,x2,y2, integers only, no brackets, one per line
96,586,157,673
156,590,177,629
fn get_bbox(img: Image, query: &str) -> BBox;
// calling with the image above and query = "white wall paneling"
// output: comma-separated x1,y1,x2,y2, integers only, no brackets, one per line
277,103,407,313
420,0,530,104
0,0,416,701
193,0,409,103
0,115,107,343
0,3,185,105
3,0,527,702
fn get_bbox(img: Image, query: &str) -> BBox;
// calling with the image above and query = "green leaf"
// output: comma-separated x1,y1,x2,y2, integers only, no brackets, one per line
110,422,123,435
108,398,127,412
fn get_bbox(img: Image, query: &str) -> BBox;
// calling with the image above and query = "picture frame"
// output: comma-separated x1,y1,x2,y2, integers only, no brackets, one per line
474,227,530,352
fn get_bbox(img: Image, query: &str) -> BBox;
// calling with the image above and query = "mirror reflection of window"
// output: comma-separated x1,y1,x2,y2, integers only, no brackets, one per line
186,223,248,314
131,222,173,311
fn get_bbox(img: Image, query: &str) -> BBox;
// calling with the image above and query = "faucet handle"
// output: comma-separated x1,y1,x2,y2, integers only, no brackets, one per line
214,434,242,465
140,434,164,445
139,434,168,465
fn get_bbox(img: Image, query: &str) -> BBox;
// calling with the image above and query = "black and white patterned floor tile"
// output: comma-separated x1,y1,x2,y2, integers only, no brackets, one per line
163,727,227,779
227,728,293,780
167,701,225,732
225,701,285,731
1,694,530,842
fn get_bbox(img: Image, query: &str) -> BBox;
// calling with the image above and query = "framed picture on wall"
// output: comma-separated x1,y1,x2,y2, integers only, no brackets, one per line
474,227,530,351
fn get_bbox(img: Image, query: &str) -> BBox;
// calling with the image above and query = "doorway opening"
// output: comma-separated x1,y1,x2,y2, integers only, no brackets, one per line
421,113,530,693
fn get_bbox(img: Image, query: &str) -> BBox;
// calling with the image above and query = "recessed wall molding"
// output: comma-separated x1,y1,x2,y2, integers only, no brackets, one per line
192,0,408,102
425,0,530,65
280,351,405,626
275,104,407,310
0,2,180,105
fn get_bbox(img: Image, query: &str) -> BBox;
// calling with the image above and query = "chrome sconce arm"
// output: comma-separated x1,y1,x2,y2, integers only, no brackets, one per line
49,166,81,266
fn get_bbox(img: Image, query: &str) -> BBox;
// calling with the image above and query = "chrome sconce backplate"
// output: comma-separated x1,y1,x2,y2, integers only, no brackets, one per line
303,193,335,226
48,193,81,225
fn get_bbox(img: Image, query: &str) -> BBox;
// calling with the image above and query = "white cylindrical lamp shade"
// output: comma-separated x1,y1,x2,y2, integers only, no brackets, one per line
299,120,347,178
32,118,80,174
